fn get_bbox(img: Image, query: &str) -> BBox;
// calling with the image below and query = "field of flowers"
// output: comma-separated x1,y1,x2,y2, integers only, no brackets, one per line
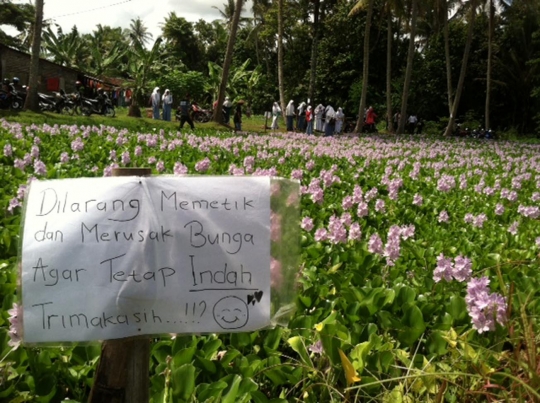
1,118,540,402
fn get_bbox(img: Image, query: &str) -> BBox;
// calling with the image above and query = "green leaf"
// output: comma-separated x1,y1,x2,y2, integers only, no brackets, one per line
222,374,242,403
171,363,196,401
287,336,314,368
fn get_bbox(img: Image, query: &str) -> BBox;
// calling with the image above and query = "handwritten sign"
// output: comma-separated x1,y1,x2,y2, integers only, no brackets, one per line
21,176,271,343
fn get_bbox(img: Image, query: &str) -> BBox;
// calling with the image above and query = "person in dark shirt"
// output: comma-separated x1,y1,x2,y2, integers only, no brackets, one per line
233,103,242,132
178,94,195,130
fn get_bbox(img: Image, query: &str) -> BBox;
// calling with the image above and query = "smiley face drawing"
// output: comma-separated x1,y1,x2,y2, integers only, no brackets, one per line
213,296,249,330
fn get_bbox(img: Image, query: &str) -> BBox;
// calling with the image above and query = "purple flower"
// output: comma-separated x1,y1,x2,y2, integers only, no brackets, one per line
412,194,423,206
291,169,303,180
466,277,507,333
7,303,22,349
148,156,157,164
7,197,21,213
59,152,69,164
453,256,472,282
400,224,415,240
473,214,487,228
433,254,454,283
357,202,369,217
173,162,188,175
33,159,47,176
71,137,84,152
495,204,505,215
348,222,362,241
121,151,131,165
309,340,324,355
301,217,314,232
368,233,384,255
374,199,386,213
438,210,449,223
195,157,211,173
134,146,142,156
156,161,165,173
342,196,353,210
508,221,519,235
3,143,13,157
314,228,328,242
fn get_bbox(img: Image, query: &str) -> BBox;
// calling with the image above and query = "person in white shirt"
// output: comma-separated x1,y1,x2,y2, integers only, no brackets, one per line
285,100,295,132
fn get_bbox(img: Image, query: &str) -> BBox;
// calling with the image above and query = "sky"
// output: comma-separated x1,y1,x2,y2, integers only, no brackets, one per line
3,0,254,40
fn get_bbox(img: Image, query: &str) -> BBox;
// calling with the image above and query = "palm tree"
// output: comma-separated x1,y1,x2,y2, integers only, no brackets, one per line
277,0,286,116
128,17,153,47
443,0,479,136
125,37,163,117
350,0,376,133
308,0,321,103
213,0,244,123
24,0,44,112
213,0,249,29
444,0,478,136
397,0,419,135
42,26,83,68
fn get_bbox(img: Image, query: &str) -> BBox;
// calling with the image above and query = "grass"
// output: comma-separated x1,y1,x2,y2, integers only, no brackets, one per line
0,107,285,135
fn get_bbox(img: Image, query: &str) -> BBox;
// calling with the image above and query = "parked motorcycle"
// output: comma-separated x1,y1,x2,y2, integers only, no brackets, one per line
80,96,115,117
38,90,73,114
175,102,212,123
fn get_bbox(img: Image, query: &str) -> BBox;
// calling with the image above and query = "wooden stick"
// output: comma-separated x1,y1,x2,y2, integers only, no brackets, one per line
88,167,152,403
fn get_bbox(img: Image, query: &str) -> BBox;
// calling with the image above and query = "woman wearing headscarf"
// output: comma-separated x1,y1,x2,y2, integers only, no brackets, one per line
223,96,233,124
314,104,324,132
335,107,345,134
271,102,281,131
305,105,313,135
151,87,161,119
324,105,336,137
285,100,295,132
297,101,307,131
162,89,173,121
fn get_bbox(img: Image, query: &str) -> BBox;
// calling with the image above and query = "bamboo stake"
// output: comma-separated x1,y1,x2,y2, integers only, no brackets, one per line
88,167,151,403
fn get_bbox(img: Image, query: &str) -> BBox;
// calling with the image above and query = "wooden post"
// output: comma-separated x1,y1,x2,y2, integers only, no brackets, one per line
88,167,152,403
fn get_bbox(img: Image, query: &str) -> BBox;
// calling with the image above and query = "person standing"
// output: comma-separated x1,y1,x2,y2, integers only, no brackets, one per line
365,106,377,133
271,101,281,131
324,105,336,137
285,100,295,132
151,87,161,119
305,105,313,135
314,104,324,132
335,107,345,134
297,101,306,131
162,89,173,121
233,103,242,132
178,94,195,130
223,96,233,124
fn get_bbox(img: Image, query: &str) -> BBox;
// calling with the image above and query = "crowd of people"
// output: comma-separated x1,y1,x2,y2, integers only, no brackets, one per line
271,100,349,137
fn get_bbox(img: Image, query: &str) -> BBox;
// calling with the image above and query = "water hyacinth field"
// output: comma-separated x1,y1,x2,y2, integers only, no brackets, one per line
1,119,540,402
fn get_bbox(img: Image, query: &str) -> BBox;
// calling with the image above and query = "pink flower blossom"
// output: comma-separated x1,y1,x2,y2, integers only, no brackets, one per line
438,210,449,223
301,217,314,231
412,194,423,206
314,228,328,242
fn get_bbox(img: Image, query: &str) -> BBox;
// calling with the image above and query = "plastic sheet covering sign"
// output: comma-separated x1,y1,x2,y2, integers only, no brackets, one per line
21,176,271,343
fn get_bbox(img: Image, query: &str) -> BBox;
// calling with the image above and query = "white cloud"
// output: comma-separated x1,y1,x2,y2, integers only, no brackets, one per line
4,0,253,41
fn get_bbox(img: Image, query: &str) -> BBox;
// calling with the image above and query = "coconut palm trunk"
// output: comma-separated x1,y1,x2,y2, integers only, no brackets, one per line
353,0,375,134
24,0,44,112
213,0,244,123
485,0,494,130
277,0,286,116
444,0,477,136
443,0,454,115
397,0,419,135
386,11,393,132
308,0,321,103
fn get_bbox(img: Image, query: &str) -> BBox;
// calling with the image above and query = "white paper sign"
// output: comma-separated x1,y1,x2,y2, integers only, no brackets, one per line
21,176,271,343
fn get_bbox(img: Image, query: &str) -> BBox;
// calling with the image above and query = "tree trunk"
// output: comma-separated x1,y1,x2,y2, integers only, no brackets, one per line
386,11,393,133
397,0,418,135
24,0,44,112
213,0,244,123
277,0,286,116
308,0,321,104
354,0,375,133
443,0,453,115
485,0,493,130
444,0,477,136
